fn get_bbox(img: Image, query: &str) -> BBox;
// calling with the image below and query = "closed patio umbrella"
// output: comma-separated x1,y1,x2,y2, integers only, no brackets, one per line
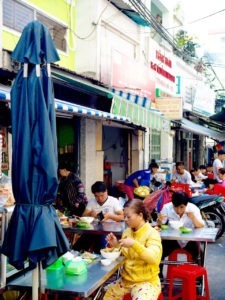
1,20,69,298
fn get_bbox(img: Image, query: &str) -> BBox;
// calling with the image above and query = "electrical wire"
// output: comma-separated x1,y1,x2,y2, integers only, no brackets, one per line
167,9,225,30
69,1,110,40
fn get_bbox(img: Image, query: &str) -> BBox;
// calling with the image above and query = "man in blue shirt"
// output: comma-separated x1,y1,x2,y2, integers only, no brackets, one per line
124,168,151,200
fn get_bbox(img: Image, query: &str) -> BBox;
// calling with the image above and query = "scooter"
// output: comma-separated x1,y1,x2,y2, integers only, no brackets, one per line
189,194,225,239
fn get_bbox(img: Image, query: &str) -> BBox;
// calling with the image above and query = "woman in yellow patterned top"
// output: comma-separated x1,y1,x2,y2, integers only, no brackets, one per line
104,199,162,300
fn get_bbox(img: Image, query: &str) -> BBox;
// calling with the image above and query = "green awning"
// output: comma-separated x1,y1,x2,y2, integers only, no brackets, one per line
52,71,113,99
111,95,164,130
52,71,165,130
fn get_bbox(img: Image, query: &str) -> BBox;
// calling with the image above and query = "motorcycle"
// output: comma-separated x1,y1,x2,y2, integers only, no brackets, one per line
189,194,225,239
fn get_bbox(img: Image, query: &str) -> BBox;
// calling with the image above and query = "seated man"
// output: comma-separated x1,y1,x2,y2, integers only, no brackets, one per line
190,167,207,183
172,161,193,185
199,165,207,176
157,191,204,277
204,175,225,196
73,181,124,253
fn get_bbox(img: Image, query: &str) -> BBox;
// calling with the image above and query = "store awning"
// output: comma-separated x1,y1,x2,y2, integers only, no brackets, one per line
181,118,225,142
0,89,130,123
109,0,150,26
52,71,113,99
51,72,166,130
111,94,166,130
55,99,130,122
110,88,151,109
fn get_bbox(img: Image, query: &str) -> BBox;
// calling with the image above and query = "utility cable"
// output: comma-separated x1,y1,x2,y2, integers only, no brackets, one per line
167,8,225,30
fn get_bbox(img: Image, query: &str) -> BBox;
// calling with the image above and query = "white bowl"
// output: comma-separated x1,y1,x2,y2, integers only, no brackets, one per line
100,248,121,260
169,220,183,230
101,259,112,266
80,217,94,224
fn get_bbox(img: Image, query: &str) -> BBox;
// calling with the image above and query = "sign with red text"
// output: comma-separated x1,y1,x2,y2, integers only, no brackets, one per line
149,41,176,96
111,50,156,101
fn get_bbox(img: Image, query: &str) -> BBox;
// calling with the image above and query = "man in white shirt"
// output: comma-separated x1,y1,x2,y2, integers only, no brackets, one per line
157,191,204,277
213,150,225,181
191,167,208,182
172,161,193,185
73,181,124,253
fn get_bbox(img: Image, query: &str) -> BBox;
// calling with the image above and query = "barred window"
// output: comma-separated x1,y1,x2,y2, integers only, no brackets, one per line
3,0,67,52
150,130,161,160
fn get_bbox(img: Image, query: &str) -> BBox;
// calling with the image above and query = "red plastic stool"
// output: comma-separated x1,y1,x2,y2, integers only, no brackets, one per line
168,264,210,300
123,291,164,300
166,248,193,279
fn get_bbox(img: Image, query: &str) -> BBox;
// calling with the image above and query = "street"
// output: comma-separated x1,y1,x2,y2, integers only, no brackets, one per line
206,231,225,300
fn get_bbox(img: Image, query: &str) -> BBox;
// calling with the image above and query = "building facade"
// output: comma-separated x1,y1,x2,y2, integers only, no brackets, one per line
0,0,224,197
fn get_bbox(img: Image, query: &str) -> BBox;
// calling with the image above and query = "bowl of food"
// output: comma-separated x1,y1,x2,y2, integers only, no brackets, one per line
169,220,183,230
161,224,168,230
100,247,121,260
80,217,94,224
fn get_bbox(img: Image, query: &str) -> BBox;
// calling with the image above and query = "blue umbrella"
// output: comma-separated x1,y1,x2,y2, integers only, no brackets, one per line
2,20,69,279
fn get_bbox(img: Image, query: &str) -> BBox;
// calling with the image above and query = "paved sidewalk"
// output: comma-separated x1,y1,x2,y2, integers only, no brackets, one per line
206,231,225,300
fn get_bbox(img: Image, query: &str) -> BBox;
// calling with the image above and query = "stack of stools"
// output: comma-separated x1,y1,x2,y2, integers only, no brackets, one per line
168,264,210,300
166,248,193,280
123,292,164,300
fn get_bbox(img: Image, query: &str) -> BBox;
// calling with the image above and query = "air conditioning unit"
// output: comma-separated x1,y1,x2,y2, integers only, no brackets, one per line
2,51,13,71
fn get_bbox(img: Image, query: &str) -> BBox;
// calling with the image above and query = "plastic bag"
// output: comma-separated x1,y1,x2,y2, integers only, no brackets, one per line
143,188,170,212
169,183,192,198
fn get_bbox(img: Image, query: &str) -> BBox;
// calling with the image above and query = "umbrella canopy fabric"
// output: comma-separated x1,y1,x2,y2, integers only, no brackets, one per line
2,20,69,270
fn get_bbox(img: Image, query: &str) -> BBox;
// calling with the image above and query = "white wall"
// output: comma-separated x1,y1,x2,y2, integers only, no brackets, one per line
75,0,100,78
76,0,140,82
80,118,104,199
161,131,174,162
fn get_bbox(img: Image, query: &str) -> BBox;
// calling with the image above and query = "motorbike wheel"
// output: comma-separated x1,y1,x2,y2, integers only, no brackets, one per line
202,209,225,239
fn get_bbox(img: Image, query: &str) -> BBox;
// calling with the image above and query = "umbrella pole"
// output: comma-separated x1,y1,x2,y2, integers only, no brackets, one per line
32,264,39,300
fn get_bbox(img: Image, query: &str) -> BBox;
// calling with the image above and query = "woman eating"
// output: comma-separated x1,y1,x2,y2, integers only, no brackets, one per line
103,199,162,300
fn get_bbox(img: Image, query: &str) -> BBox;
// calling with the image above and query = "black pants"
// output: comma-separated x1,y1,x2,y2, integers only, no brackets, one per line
160,240,201,278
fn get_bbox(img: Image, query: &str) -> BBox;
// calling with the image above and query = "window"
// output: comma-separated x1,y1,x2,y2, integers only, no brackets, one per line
3,0,67,52
150,130,161,160
3,0,33,32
